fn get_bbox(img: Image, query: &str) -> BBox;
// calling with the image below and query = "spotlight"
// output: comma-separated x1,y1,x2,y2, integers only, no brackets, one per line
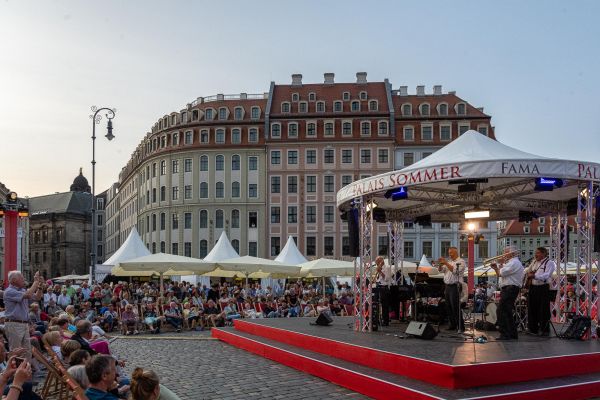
384,187,408,200
534,177,563,192
465,207,490,219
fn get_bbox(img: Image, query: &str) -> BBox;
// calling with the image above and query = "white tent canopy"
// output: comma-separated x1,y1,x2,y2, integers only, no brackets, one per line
300,258,355,277
337,130,600,221
275,236,308,265
203,231,240,262
216,255,301,276
115,253,214,274
102,227,150,266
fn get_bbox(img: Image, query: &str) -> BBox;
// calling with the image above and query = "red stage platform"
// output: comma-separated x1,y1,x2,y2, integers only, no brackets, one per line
213,317,600,400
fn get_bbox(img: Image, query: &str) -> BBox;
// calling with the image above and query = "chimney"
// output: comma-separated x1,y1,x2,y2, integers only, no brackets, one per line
356,72,367,84
240,93,248,100
217,93,224,101
448,91,456,95
433,85,442,95
416,85,425,96
399,86,408,96
477,107,484,112
324,72,335,84
291,74,303,86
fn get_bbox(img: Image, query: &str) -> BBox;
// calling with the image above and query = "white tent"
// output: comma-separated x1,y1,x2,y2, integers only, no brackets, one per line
417,254,437,274
275,236,308,265
203,231,240,262
98,227,150,282
216,255,301,276
300,258,355,277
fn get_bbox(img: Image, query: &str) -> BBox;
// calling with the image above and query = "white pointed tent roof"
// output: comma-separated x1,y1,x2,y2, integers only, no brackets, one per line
275,236,308,265
102,227,150,266
337,131,600,221
418,254,432,267
203,231,240,262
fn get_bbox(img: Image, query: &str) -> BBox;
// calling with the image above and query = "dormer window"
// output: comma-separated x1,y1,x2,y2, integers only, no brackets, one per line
234,107,244,120
181,111,187,123
308,92,316,101
360,91,368,100
456,103,466,115
351,101,360,111
299,101,308,113
342,92,350,101
171,115,177,125
334,101,343,112
438,103,448,116
218,107,228,120
402,104,412,116
204,109,213,120
420,103,430,116
316,101,325,112
281,102,291,113
369,100,378,111
251,107,260,119
292,93,299,102
192,110,199,121
288,122,298,137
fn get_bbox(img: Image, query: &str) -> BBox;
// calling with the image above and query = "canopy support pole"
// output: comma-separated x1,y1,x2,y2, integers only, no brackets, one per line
551,211,568,323
388,219,403,320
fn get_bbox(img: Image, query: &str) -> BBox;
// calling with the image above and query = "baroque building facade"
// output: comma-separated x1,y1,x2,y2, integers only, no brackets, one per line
105,73,496,262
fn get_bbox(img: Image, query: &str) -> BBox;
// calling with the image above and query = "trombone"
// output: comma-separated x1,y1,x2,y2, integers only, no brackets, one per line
481,250,520,275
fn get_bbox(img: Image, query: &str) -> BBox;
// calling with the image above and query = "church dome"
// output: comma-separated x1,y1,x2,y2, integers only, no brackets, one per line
70,168,91,193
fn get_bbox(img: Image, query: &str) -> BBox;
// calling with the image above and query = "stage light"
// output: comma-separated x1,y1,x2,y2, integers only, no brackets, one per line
465,208,490,219
534,177,563,192
366,201,378,213
467,222,477,232
384,187,408,200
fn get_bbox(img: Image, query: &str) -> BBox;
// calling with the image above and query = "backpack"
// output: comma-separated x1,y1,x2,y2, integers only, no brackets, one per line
559,316,591,340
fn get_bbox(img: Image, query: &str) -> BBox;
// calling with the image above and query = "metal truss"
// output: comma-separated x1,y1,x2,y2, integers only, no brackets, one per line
387,219,403,285
356,196,375,332
551,212,568,323
576,182,598,320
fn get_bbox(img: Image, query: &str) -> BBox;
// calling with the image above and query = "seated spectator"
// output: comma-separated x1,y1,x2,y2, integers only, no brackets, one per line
242,302,261,319
45,298,62,316
163,303,183,332
73,320,110,355
130,367,181,400
61,340,82,362
28,303,47,334
42,331,63,360
56,317,75,340
101,304,118,332
68,349,91,367
302,303,316,318
330,300,342,316
67,364,89,389
143,304,163,334
182,303,202,330
263,300,280,318
57,288,71,308
204,300,225,327
85,355,119,400
316,299,329,314
120,304,139,335
223,300,241,322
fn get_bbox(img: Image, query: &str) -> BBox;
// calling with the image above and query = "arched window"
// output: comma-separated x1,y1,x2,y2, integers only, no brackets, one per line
231,155,240,171
351,101,360,111
420,103,430,116
215,210,224,228
199,210,208,228
160,241,166,253
231,181,240,198
215,182,224,198
152,214,157,231
216,129,225,143
231,129,241,144
361,121,371,135
438,103,448,116
216,155,224,171
200,155,208,171
369,100,378,111
199,240,208,258
456,103,466,115
199,182,208,198
160,160,166,175
231,209,240,228
402,104,412,116
231,239,240,254
152,242,157,254
378,121,388,135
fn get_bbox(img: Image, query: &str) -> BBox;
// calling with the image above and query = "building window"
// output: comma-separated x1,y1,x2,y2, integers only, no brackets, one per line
402,104,412,116
404,241,414,258
288,122,298,137
306,205,316,223
369,100,378,111
271,123,281,138
288,206,298,223
192,110,199,121
271,237,281,257
538,226,545,234
403,152,414,166
440,125,451,141
248,128,258,143
231,128,241,144
324,205,334,223
342,149,352,164
478,240,489,259
160,241,166,253
342,92,350,101
478,126,488,136
152,188,157,203
248,156,258,171
459,124,470,135
287,150,298,165
184,185,192,199
342,175,353,187
199,182,208,198
172,186,179,200
342,121,352,135
200,130,209,143
248,211,257,228
205,109,213,120
420,104,430,116
306,236,316,256
305,175,316,193
248,241,257,257
324,122,334,136
440,241,452,256
306,149,316,164
288,176,298,193
248,183,258,198
184,242,192,257
184,212,192,229
160,161,166,175
251,107,260,119
199,210,208,228
231,155,240,171
351,101,360,111
323,148,334,164
299,101,308,112
271,176,281,193
342,237,350,256
421,125,433,141
422,241,433,258
172,213,179,230
306,122,316,136
215,209,224,228
291,93,299,102
378,149,388,163
172,132,179,146
271,206,280,223
200,155,208,171
218,107,227,120
216,155,224,171
172,160,179,173
271,150,281,165
360,149,371,164
231,209,240,228
324,175,334,192
231,181,240,198
199,240,208,258
234,107,243,120
215,182,224,198
403,126,414,141
182,158,192,173
456,103,466,115
334,101,343,112
361,121,371,135
378,121,388,135
151,243,157,254
378,236,389,256
216,129,225,143
316,101,325,112
323,236,334,256
439,103,448,116
160,213,166,230
524,226,530,234
152,214,157,231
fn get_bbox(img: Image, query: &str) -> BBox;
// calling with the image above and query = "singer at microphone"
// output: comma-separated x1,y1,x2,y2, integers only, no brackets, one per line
438,247,466,332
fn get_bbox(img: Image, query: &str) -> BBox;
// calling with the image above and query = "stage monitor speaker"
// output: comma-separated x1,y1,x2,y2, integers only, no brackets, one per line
346,209,360,257
314,312,333,326
405,321,437,340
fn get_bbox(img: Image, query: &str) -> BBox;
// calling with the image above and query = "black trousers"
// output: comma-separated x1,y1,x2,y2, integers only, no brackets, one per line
498,285,520,338
528,284,550,334
377,286,391,325
444,284,464,330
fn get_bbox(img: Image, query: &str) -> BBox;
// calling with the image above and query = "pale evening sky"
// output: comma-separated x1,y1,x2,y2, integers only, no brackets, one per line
0,0,598,197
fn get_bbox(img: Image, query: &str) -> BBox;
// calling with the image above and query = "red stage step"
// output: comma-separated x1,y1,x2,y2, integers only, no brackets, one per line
213,327,600,400
231,319,600,390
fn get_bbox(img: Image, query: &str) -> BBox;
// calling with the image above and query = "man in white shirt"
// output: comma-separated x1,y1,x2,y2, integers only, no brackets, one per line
57,288,71,308
374,256,392,326
525,247,556,336
490,246,524,340
438,247,465,332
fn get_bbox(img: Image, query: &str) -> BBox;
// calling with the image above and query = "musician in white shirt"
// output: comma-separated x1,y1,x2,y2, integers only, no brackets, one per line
375,256,392,326
490,246,524,340
438,247,465,332
525,247,556,336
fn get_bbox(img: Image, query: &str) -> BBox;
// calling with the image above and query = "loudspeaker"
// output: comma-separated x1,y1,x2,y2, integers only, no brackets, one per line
346,209,360,257
405,321,437,340
314,312,333,326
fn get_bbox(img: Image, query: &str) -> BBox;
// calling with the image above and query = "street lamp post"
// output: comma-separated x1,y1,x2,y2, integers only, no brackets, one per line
89,106,116,283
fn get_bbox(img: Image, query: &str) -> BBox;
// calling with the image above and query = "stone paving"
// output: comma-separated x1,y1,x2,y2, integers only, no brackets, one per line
110,333,369,400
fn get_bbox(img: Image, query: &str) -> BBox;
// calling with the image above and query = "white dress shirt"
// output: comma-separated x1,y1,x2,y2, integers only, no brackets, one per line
441,257,465,285
376,265,393,286
529,257,556,285
44,292,57,305
498,257,525,288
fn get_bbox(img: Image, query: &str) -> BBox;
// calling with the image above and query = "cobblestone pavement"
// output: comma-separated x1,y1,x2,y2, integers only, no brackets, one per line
111,333,369,400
